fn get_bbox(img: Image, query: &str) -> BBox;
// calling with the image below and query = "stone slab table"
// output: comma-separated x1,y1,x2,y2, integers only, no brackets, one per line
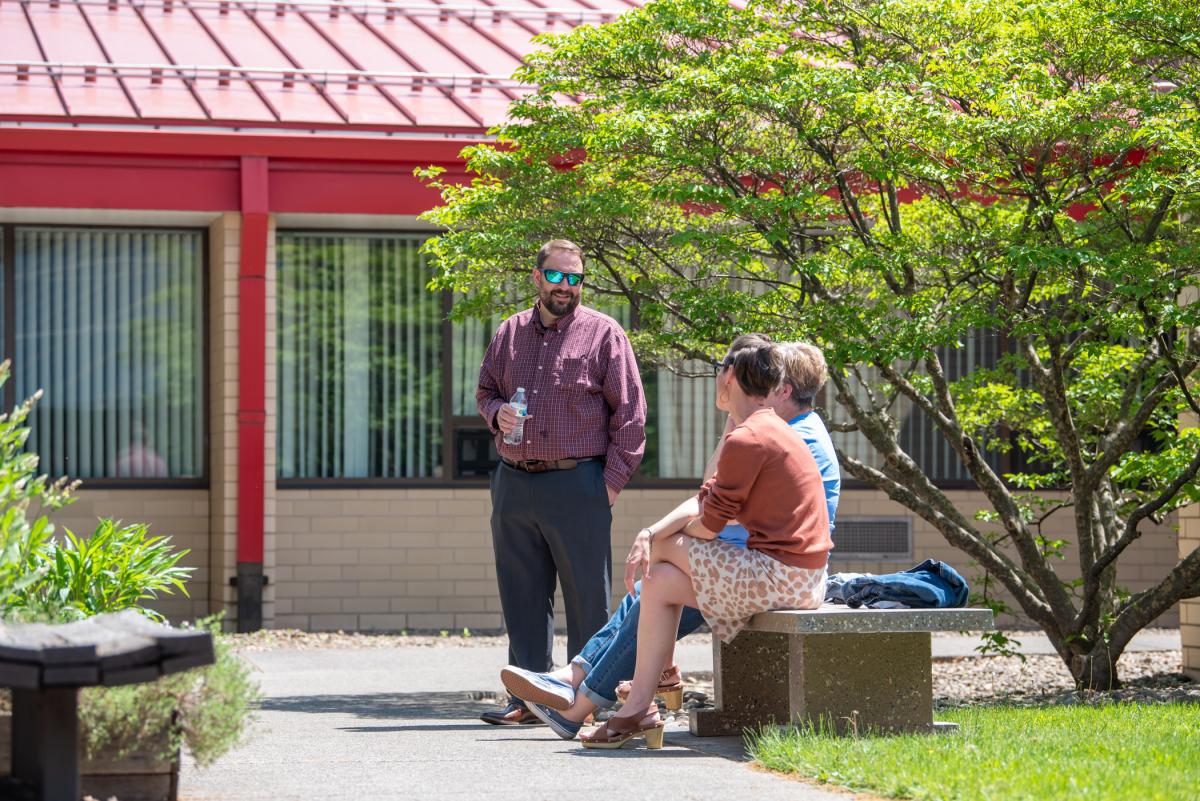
690,605,995,736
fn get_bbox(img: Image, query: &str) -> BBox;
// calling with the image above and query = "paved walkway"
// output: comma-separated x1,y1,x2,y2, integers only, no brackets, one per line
179,628,1180,801
179,642,840,801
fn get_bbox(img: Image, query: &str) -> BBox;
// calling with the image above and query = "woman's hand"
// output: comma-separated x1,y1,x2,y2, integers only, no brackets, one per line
623,527,653,595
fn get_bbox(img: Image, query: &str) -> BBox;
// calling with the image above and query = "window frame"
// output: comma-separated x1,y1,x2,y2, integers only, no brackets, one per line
0,222,211,489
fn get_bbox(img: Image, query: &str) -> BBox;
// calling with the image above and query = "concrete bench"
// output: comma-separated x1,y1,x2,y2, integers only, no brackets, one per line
0,610,214,801
689,605,994,736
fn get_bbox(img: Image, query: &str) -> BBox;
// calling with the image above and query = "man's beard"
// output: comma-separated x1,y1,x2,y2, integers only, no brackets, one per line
540,288,580,318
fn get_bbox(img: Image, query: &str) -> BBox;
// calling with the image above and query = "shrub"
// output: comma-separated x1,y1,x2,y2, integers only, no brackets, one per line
0,360,75,613
79,616,260,767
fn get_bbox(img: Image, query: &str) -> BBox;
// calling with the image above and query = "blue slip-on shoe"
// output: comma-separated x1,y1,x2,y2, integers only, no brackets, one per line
500,665,575,711
525,700,582,741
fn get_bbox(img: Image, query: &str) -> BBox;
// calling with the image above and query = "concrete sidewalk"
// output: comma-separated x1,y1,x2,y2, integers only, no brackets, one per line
179,643,843,801
179,628,1180,801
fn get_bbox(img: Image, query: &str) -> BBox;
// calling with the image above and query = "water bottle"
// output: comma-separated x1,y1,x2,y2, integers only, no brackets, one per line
503,387,527,445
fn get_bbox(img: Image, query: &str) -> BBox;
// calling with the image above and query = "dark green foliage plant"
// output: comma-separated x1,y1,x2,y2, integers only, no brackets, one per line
11,519,193,624
420,0,1200,689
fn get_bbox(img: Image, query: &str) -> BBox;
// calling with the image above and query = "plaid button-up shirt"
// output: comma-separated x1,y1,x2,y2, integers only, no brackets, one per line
477,303,647,492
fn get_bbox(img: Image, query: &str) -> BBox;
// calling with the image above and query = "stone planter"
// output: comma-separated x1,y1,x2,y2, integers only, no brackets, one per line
0,713,179,801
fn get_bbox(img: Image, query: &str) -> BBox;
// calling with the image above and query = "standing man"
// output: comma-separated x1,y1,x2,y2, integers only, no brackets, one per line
477,239,647,725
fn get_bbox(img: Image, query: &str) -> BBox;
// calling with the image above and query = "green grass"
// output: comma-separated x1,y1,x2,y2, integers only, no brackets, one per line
749,704,1200,801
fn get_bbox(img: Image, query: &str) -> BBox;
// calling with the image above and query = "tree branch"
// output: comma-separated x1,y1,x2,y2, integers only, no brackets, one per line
1141,190,1175,245
1093,445,1200,580
921,349,1079,624
1107,545,1200,657
838,451,1060,631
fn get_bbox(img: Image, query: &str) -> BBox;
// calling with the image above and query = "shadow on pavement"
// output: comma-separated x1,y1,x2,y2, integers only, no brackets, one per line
260,690,498,720
259,691,753,764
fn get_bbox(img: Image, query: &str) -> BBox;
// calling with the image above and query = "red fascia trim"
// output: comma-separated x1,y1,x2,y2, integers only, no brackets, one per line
237,156,269,566
0,126,486,164
269,162,467,215
0,155,240,211
0,129,478,213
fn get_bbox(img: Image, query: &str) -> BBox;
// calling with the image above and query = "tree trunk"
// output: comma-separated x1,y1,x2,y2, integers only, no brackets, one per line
1069,643,1121,691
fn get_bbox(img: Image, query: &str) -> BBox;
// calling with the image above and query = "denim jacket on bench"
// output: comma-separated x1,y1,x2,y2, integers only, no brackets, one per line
825,559,970,609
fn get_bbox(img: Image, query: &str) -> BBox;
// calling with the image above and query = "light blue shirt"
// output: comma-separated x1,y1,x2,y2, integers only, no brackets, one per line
716,410,841,547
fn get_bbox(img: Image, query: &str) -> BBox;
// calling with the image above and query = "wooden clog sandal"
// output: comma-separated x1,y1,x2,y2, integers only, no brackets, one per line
580,708,665,750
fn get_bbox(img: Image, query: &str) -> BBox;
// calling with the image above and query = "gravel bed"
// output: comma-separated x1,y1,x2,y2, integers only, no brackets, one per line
931,650,1198,708
657,650,1197,723
226,628,1197,713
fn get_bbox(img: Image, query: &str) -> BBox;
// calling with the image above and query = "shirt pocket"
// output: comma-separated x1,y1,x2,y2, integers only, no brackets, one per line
557,357,590,393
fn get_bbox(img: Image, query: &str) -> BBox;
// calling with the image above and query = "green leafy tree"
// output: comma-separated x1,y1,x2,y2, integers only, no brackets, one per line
420,0,1200,689
0,360,76,610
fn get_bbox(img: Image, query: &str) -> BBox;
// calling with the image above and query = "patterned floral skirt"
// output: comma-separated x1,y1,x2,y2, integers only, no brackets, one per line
687,538,827,643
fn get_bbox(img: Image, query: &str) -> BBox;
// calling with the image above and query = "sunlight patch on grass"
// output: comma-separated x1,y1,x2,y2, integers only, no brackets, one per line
749,704,1200,801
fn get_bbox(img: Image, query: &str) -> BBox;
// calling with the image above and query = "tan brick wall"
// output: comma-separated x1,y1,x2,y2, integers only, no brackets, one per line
1182,513,1199,679
263,217,278,626
272,486,1181,632
208,213,239,624
273,487,710,632
1178,292,1199,677
52,489,210,622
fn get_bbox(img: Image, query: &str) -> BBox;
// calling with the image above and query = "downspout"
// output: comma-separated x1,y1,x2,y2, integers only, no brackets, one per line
237,155,268,632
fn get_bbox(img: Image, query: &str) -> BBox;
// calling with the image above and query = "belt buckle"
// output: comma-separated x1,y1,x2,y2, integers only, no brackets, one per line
525,461,548,473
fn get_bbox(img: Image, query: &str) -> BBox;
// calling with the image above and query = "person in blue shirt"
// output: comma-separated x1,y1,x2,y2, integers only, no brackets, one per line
488,342,840,737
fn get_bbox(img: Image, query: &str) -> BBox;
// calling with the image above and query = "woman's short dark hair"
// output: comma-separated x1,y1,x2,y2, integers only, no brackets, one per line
723,333,782,399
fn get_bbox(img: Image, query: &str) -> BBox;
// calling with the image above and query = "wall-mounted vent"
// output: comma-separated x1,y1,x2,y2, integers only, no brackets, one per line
832,518,912,560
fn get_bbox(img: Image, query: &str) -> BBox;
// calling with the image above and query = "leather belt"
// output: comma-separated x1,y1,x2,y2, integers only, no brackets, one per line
502,456,599,473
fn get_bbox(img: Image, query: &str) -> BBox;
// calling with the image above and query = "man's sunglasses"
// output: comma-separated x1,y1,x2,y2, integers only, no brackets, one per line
540,268,584,287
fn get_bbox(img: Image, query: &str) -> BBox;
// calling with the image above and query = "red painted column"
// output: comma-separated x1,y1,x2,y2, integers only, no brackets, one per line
237,156,269,632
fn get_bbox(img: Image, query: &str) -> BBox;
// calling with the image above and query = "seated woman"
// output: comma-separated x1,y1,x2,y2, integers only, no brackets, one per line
496,341,840,739
581,333,833,749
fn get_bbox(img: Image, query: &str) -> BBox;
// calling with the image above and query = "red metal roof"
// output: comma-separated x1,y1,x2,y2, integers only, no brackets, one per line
0,0,639,135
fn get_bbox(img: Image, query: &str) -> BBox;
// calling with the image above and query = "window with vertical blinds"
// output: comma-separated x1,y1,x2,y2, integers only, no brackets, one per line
827,330,1005,483
8,226,205,480
643,364,726,478
277,233,443,479
273,233,1003,485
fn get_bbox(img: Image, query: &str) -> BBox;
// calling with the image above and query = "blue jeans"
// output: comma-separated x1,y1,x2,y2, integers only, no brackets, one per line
569,524,749,708
571,581,706,708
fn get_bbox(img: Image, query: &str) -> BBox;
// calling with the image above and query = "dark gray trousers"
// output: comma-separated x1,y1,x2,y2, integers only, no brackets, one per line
490,460,613,686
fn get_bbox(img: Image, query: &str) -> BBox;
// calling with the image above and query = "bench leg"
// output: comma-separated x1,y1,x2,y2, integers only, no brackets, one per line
690,631,934,736
12,687,81,801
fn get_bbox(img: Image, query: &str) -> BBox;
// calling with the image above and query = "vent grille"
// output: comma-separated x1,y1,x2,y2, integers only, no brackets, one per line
832,518,912,560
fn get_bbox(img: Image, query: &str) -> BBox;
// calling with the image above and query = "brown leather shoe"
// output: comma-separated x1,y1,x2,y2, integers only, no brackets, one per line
480,701,544,726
